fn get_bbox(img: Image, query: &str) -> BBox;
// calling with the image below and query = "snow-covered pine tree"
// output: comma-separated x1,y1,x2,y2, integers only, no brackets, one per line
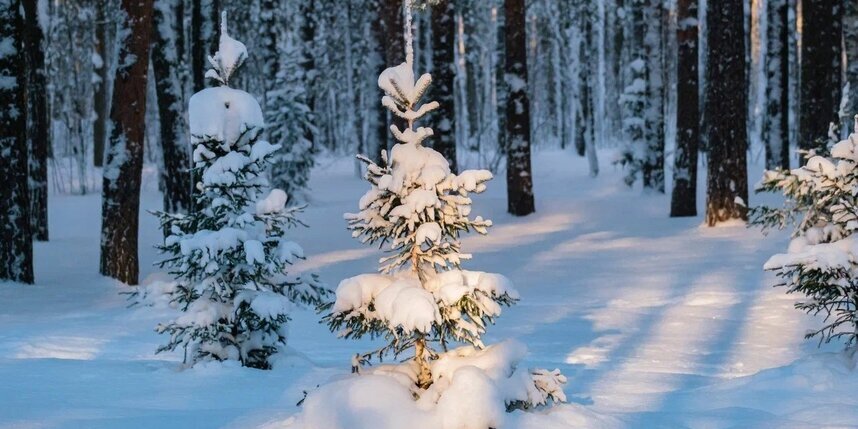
261,0,315,202
323,2,565,409
751,121,858,347
617,0,647,187
152,13,327,369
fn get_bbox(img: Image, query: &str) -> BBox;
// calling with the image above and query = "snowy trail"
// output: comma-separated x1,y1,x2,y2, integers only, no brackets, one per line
1,150,856,428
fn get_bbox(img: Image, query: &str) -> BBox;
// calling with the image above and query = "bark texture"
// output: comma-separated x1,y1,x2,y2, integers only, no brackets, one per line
0,0,33,284
22,0,49,240
504,0,535,216
799,0,841,154
152,0,191,213
671,0,699,217
431,0,457,173
100,0,154,285
705,0,748,226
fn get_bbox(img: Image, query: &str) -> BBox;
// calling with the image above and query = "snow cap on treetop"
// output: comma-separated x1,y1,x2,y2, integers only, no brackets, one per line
205,11,248,86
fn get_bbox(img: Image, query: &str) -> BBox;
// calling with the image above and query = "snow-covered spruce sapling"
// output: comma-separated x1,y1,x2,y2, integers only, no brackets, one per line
751,120,858,347
151,13,327,369
322,3,566,409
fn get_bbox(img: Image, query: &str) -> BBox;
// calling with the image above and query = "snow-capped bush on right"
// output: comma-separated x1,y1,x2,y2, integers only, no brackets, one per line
751,120,858,347
289,3,565,428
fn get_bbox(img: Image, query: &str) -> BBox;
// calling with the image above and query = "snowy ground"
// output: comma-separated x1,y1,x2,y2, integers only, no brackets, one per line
1,149,856,429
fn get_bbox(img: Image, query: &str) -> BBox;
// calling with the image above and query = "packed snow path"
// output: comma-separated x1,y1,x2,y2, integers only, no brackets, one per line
1,151,856,428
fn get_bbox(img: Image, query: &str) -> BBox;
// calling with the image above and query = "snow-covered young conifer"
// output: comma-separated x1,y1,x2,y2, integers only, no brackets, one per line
151,13,327,369
320,1,566,413
751,118,858,347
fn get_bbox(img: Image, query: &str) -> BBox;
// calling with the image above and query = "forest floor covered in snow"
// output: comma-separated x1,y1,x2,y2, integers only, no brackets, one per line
1,149,857,429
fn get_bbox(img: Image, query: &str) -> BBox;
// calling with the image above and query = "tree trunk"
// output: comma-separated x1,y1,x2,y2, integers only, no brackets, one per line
705,0,748,226
763,0,790,169
504,0,535,216
671,0,699,217
100,0,154,285
799,0,841,155
371,0,406,162
300,1,317,151
844,0,858,134
22,0,48,240
0,0,32,284
152,0,191,213
191,0,219,92
431,0,457,173
94,0,110,167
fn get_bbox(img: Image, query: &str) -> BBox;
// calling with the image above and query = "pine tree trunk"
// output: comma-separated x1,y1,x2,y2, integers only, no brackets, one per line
844,0,858,132
431,0,457,173
504,0,535,217
705,0,748,226
191,0,218,92
94,0,110,167
300,1,317,151
671,0,699,217
383,0,406,153
0,0,33,284
152,0,191,213
22,0,48,241
763,0,790,170
799,0,841,154
100,0,154,285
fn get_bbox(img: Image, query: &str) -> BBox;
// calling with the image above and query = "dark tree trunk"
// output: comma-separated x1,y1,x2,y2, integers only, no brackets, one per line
152,0,191,213
100,0,154,285
22,0,48,240
431,0,457,173
191,0,219,92
504,0,535,216
671,0,699,217
844,0,858,133
762,0,790,169
799,0,841,155
372,0,405,162
705,0,748,226
0,0,32,284
300,1,317,150
94,0,110,167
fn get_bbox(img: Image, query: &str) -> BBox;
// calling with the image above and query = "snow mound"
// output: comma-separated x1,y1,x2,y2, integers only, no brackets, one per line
284,341,568,429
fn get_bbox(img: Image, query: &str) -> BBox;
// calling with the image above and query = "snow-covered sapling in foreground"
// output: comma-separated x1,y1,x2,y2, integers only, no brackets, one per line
151,13,327,369
314,3,566,422
751,120,858,347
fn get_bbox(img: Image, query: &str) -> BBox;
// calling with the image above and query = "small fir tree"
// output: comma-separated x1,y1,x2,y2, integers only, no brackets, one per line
152,13,327,369
751,120,858,347
323,4,565,409
266,33,315,203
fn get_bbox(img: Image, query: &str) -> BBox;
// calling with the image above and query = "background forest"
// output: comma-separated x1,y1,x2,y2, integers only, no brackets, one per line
2,0,858,428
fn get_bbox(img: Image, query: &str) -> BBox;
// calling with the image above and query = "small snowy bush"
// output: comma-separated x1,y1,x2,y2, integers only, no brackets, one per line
751,126,858,347
149,14,327,369
305,5,566,427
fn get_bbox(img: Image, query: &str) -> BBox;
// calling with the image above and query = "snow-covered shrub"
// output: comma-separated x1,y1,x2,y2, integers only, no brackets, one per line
315,5,566,421
751,127,858,347
150,14,327,369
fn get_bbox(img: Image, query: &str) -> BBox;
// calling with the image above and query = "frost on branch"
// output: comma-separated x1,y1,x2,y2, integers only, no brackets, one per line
145,13,328,369
751,126,858,347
